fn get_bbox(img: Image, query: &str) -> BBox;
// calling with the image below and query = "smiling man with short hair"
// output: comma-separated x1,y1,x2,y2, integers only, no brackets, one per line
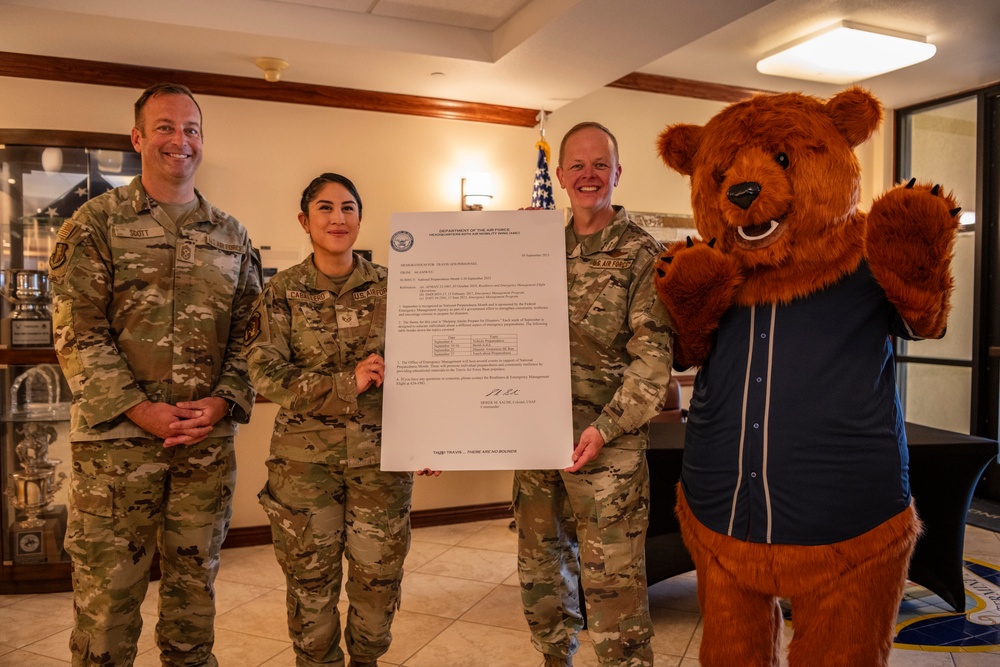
50,82,262,667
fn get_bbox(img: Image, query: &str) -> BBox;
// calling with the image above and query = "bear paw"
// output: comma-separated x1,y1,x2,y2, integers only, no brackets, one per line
866,179,961,338
654,237,742,367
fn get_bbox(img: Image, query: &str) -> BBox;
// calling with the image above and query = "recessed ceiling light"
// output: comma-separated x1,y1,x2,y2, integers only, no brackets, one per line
756,21,936,84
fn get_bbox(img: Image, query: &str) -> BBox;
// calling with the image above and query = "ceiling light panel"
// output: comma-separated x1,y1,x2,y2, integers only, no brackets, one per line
756,20,936,84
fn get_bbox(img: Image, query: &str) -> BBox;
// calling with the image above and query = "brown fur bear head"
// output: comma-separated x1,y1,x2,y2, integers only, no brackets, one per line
658,87,882,305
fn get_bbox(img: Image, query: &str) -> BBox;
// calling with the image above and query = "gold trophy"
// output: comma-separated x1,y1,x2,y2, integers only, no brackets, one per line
5,365,69,563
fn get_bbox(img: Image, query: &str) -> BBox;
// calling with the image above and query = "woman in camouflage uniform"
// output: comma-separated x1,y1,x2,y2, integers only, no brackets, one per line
245,173,412,667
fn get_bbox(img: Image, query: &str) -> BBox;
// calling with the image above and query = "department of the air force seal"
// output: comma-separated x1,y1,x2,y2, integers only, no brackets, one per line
390,230,414,252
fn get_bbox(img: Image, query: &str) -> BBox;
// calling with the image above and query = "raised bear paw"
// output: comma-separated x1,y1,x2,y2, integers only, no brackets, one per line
654,237,742,368
866,178,961,339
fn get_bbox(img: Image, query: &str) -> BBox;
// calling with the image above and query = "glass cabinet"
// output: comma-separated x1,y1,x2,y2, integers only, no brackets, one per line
0,130,140,593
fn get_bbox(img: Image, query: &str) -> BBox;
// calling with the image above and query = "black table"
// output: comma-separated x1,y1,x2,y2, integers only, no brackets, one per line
645,421,999,612
644,422,693,585
904,422,998,610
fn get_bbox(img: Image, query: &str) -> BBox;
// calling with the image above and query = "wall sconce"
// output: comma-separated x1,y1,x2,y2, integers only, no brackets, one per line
756,21,936,84
461,173,494,211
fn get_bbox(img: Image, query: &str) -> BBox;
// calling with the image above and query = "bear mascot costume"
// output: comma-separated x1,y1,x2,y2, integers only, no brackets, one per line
652,86,961,666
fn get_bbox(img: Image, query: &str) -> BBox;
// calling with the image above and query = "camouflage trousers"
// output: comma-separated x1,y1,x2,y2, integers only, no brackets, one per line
514,446,653,667
259,452,413,667
64,436,236,667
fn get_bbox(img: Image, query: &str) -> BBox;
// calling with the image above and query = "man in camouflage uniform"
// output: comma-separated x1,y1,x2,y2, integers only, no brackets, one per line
514,122,673,667
244,173,412,667
49,82,262,667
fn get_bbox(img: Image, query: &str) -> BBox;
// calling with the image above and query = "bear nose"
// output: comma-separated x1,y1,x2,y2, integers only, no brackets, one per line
727,182,761,210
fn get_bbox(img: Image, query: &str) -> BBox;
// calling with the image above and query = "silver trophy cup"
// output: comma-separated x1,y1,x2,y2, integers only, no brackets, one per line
6,421,65,530
0,268,53,347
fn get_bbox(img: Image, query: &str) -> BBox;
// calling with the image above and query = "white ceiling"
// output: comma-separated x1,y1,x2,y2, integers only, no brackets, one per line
1,0,999,113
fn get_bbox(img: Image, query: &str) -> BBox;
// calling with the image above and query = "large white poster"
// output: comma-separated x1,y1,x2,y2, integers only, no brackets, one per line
381,210,573,471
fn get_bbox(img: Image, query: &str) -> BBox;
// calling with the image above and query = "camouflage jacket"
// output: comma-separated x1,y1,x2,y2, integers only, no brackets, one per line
567,206,673,449
49,176,262,441
243,254,387,468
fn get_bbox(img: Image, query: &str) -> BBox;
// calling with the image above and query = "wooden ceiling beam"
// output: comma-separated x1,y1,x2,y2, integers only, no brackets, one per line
0,51,540,128
608,72,770,103
1,51,774,126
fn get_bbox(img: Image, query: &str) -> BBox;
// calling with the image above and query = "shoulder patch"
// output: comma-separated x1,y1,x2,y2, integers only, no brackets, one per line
56,220,80,241
243,310,262,346
49,242,70,270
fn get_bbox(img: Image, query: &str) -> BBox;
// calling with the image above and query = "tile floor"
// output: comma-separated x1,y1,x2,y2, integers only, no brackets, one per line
2,519,999,666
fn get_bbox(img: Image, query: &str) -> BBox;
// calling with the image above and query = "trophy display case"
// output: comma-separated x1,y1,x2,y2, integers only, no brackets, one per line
0,130,139,593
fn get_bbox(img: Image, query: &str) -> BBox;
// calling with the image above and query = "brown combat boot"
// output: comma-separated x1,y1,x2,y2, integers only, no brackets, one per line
543,654,572,667
348,661,377,667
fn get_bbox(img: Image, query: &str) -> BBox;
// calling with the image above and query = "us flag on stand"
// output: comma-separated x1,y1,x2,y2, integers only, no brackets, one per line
531,139,555,209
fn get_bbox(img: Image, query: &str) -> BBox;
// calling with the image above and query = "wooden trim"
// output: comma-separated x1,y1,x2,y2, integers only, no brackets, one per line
222,525,274,550
608,72,771,104
0,128,132,150
0,52,781,129
0,51,539,128
410,501,512,529
221,501,514,551
0,561,72,594
0,503,514,594
0,348,58,365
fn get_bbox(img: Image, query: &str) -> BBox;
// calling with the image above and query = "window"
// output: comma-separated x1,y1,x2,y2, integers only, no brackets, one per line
896,84,1000,498
894,96,977,434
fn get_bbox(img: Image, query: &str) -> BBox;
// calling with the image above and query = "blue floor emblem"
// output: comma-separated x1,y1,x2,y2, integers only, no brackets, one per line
895,558,1000,650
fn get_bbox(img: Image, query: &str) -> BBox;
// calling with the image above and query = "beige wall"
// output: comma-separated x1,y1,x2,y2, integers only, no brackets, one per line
1,76,891,528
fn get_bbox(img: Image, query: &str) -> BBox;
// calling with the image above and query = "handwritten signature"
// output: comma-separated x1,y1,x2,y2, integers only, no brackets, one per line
485,388,521,397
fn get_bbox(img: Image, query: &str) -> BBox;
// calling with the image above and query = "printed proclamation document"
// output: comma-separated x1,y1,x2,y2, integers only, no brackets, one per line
381,210,573,471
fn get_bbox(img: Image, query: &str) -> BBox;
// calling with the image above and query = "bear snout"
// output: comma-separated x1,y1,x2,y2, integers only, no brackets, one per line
727,182,761,210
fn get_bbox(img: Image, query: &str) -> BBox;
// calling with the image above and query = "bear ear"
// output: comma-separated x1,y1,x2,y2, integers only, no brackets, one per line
824,86,883,148
658,124,703,176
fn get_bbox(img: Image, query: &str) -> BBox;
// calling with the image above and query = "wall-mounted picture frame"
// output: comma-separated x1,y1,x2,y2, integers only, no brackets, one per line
629,211,697,244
